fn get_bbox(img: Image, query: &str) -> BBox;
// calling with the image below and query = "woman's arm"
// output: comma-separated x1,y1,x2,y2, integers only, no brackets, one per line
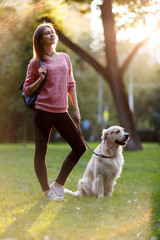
69,89,81,124
23,65,47,96
27,77,43,95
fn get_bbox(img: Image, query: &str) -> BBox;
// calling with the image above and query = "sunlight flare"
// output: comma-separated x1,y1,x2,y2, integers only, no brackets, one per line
27,201,64,237
117,13,160,43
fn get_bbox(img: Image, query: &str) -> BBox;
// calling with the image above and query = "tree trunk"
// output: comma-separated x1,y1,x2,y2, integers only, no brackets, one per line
109,73,142,150
100,0,142,150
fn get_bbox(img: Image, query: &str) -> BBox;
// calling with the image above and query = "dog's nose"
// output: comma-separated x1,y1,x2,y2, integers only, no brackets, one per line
125,133,130,140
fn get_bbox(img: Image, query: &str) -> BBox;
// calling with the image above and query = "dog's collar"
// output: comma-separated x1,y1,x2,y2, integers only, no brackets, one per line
99,144,116,159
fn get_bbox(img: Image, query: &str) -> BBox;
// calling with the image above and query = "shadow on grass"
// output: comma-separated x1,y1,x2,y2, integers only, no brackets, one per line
0,199,50,240
0,190,153,240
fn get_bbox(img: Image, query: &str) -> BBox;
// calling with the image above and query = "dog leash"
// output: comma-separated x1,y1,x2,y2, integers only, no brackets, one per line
76,122,114,159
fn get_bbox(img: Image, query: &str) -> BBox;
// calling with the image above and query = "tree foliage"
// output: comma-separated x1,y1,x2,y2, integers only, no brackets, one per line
0,0,160,145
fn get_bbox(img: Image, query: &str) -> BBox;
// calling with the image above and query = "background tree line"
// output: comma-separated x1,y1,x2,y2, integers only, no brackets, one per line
0,0,160,147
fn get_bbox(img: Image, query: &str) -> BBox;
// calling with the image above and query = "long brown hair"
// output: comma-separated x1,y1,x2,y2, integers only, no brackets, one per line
33,23,57,62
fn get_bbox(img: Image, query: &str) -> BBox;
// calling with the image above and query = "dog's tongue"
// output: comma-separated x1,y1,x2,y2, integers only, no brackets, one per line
115,135,130,145
122,140,128,145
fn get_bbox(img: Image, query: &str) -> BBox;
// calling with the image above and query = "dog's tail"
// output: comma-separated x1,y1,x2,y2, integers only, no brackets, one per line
64,188,81,197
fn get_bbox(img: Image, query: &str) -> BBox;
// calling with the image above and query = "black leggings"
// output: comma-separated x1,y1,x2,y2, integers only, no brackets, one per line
33,109,86,191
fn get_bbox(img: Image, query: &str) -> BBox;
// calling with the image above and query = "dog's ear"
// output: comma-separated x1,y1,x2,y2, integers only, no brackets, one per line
101,129,109,141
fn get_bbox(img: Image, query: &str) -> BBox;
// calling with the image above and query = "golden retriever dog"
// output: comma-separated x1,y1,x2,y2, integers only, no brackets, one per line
64,126,130,198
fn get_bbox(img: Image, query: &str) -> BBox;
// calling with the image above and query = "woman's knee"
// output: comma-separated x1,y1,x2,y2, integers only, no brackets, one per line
75,140,86,156
81,141,86,155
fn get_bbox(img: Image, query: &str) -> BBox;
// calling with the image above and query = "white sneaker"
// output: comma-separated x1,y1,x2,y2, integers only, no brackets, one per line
49,182,65,201
45,190,63,201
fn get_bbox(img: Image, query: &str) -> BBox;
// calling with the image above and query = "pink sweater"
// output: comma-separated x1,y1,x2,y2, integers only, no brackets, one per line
23,52,76,113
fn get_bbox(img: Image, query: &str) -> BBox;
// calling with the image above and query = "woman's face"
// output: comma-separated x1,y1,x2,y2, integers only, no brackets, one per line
41,26,57,46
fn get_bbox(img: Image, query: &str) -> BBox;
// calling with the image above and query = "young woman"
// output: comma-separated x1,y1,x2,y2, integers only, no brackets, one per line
23,23,86,201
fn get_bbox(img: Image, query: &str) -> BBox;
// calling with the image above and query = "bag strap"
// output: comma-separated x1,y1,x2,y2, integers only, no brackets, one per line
40,61,45,66
34,61,47,95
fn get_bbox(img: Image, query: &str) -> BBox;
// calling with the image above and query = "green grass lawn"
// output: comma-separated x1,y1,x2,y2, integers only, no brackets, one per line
0,142,159,240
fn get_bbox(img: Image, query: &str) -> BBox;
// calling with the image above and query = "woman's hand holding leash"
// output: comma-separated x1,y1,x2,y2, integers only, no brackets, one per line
68,89,81,124
74,108,81,125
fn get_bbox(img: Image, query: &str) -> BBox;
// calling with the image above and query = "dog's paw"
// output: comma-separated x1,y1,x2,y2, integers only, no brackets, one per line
98,194,104,198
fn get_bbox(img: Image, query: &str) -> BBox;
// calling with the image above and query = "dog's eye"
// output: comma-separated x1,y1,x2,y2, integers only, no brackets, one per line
116,130,120,134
